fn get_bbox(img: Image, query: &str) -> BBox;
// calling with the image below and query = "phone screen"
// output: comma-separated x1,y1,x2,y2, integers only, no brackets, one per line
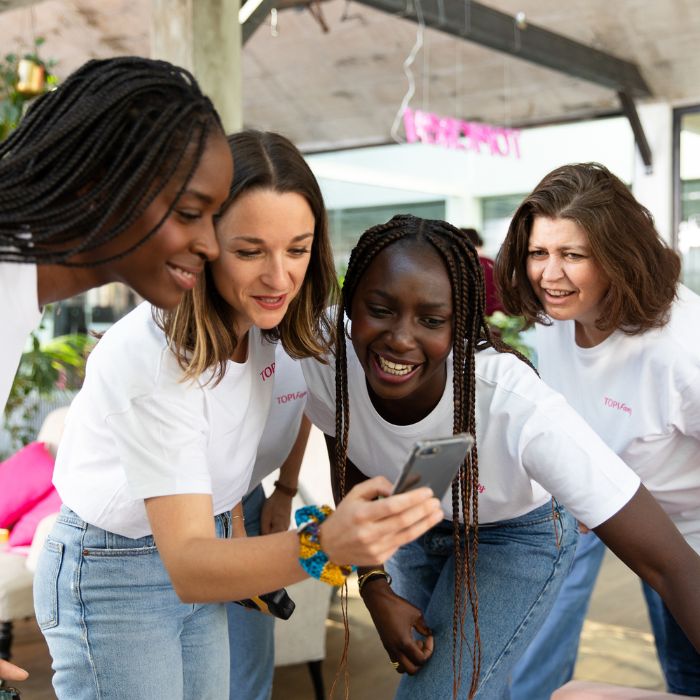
392,434,474,499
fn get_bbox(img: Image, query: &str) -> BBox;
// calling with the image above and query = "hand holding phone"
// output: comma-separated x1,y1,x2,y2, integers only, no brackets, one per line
392,434,474,500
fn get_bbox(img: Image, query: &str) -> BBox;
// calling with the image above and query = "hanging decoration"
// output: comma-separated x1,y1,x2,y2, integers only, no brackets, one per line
403,107,521,159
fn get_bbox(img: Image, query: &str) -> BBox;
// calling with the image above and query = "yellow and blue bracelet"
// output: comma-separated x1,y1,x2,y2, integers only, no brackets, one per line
295,505,355,586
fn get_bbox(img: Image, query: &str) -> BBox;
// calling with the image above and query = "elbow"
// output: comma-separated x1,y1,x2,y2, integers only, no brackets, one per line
171,577,199,604
162,558,201,603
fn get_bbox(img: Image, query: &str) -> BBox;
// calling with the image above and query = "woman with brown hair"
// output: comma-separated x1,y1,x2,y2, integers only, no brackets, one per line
32,132,442,700
497,162,700,697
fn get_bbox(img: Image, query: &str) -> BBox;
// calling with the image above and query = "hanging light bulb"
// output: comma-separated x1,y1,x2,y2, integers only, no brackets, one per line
16,57,45,97
514,11,527,30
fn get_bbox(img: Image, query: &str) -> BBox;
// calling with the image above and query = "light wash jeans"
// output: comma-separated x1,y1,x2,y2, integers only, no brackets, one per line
226,485,275,700
510,532,700,698
508,531,606,700
34,505,232,700
642,581,700,695
387,501,578,700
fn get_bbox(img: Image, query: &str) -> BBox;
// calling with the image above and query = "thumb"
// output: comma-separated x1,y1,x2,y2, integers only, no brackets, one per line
346,475,393,501
413,615,433,638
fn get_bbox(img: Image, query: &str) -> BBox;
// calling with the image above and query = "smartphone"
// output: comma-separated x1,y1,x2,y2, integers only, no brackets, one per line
392,434,474,499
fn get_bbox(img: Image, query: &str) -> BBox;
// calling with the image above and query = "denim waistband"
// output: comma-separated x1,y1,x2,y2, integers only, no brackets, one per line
55,505,233,544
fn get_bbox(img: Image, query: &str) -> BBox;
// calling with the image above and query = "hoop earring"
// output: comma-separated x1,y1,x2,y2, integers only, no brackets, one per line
344,319,352,340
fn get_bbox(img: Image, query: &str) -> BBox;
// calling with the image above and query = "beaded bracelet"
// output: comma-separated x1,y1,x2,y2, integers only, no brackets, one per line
295,505,355,586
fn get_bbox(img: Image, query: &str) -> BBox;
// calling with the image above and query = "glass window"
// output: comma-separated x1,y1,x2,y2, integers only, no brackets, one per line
675,108,700,294
481,194,527,257
327,201,446,271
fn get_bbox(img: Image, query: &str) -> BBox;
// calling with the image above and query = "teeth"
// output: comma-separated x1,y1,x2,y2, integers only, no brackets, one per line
171,265,195,279
257,296,282,303
545,289,572,297
378,355,416,376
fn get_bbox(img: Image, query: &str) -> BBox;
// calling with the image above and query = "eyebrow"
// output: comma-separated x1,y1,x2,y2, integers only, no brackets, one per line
231,233,314,244
368,289,450,310
182,189,215,204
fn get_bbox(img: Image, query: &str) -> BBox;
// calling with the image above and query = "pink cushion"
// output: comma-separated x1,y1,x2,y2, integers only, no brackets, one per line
0,441,55,528
8,488,62,546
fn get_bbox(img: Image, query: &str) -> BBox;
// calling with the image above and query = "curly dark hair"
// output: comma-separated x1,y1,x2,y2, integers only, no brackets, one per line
335,214,533,699
0,56,222,266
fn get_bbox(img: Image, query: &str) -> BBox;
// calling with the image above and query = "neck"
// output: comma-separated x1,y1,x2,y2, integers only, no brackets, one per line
36,264,113,305
574,320,614,348
366,366,447,426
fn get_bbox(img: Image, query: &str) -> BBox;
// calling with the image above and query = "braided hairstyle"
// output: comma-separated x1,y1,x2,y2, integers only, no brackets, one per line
335,214,530,699
0,56,222,266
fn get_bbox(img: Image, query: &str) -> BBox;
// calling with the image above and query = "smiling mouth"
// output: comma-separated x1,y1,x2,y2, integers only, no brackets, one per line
375,353,421,377
166,262,200,290
253,295,287,310
544,288,574,298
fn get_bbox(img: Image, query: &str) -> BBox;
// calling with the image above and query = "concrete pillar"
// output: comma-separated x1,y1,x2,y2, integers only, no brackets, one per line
150,0,242,133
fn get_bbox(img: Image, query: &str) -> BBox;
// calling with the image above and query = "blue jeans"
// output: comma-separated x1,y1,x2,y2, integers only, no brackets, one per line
510,533,700,698
508,531,605,700
226,485,275,700
643,581,700,695
34,506,232,700
387,501,578,699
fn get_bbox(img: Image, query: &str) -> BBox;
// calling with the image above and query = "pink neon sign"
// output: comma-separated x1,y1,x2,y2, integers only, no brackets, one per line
403,108,521,159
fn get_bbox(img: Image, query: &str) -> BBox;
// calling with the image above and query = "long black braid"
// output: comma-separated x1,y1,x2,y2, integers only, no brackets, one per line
335,214,532,699
0,56,222,265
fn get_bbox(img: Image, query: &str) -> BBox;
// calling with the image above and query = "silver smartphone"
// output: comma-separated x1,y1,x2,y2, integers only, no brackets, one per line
391,434,475,499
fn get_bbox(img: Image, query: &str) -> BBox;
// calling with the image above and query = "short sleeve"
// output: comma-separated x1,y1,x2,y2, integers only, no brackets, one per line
301,356,337,436
520,389,641,529
677,367,700,439
105,386,211,500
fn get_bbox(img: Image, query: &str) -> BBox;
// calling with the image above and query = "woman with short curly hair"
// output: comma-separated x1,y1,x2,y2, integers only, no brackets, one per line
497,162,700,698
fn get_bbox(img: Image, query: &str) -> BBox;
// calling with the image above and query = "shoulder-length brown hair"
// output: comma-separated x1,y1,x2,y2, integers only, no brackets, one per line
158,130,338,383
495,162,680,335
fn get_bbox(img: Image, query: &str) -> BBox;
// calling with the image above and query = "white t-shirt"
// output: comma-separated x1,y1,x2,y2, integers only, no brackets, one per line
535,284,700,552
53,302,276,538
247,345,307,492
302,337,640,528
1,262,44,413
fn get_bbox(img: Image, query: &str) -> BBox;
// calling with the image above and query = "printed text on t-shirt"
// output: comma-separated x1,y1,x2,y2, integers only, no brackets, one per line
276,390,308,404
260,362,276,381
603,396,632,416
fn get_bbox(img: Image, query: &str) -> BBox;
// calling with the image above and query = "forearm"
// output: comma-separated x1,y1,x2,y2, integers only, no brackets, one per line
171,530,306,603
595,484,700,652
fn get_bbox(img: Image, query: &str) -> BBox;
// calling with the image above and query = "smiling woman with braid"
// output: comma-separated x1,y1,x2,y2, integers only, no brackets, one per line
0,56,233,414
301,214,700,698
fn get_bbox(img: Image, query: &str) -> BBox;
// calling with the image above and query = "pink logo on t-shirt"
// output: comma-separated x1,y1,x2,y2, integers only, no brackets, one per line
259,362,276,381
276,390,307,404
603,396,632,416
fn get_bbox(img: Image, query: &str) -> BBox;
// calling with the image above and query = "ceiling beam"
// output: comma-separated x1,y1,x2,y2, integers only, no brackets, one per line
241,0,277,43
353,0,652,97
618,90,653,171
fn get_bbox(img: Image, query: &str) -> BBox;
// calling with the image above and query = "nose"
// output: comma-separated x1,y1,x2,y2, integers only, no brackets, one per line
193,219,220,262
386,316,417,353
261,254,288,290
541,254,564,282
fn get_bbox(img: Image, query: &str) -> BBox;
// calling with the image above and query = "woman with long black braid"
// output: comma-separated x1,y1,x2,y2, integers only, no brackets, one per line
302,214,700,698
0,56,233,412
